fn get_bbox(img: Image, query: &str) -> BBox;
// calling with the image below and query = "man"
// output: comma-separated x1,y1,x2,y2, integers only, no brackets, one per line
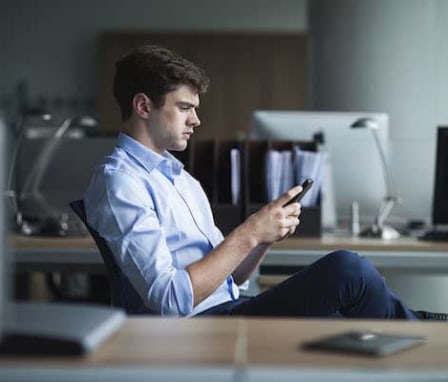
84,44,435,319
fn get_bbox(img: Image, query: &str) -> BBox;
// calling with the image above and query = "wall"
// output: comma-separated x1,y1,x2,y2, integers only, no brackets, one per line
2,0,448,224
0,0,307,214
309,0,448,312
0,0,307,120
309,0,448,224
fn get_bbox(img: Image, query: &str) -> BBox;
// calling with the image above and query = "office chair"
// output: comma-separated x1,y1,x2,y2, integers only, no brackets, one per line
69,200,153,315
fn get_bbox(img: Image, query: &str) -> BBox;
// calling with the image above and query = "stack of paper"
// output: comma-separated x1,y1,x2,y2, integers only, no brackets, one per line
293,148,327,207
230,148,241,205
264,148,326,207
265,149,295,202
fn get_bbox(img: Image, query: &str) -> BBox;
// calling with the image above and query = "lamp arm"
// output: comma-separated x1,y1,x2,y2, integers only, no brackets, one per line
6,112,31,196
371,129,395,197
6,132,25,196
20,118,72,199
375,198,396,227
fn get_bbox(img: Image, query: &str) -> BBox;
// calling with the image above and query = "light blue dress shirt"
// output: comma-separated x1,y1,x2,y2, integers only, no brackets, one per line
84,133,239,316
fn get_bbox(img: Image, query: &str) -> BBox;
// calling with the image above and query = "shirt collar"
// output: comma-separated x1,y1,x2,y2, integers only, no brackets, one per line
117,132,184,177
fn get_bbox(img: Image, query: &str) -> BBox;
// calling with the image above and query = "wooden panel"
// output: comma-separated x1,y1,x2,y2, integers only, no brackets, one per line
98,32,307,139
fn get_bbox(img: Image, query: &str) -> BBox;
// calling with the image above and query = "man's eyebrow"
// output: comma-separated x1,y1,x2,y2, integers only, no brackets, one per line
177,101,199,108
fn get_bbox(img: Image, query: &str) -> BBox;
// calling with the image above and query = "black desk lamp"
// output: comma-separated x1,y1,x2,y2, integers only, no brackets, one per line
8,116,97,236
350,117,401,239
5,108,52,231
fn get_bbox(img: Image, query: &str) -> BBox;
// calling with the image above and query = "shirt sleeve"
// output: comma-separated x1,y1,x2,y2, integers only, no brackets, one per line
85,169,195,317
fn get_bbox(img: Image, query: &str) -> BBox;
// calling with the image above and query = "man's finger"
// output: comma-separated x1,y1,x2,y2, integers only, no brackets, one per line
276,186,303,207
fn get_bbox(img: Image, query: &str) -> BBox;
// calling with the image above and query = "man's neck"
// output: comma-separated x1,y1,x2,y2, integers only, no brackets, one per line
122,120,161,154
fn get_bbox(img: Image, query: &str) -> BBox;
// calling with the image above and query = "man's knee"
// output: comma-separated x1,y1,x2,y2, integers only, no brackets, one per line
324,250,383,286
325,250,361,268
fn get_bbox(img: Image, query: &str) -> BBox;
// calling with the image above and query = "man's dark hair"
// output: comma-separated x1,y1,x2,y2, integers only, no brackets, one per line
113,44,210,120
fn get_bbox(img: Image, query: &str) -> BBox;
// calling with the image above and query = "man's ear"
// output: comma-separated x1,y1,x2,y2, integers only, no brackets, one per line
133,93,151,118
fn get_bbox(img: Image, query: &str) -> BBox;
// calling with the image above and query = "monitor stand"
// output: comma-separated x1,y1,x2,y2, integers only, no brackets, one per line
0,302,125,356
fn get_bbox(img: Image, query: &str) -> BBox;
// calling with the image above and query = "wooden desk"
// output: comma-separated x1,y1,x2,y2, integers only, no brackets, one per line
267,234,448,271
1,317,448,380
260,235,448,313
9,233,448,310
10,233,448,273
260,235,448,285
9,234,102,273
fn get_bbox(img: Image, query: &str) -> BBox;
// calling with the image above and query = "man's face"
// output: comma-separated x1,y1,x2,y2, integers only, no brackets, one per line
147,84,201,153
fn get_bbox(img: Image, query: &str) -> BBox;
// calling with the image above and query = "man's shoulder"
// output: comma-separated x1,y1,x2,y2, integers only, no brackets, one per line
97,147,142,177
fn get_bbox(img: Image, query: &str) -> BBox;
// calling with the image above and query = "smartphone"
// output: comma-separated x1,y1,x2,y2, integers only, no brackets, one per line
302,330,425,357
284,178,314,206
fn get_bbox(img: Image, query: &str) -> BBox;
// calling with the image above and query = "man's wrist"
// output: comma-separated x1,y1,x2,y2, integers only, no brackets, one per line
233,219,262,249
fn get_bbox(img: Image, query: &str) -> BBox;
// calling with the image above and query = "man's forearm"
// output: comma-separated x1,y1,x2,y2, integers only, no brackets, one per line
232,242,272,285
186,222,260,306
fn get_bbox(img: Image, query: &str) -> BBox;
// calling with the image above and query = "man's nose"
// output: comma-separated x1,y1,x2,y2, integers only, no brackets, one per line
189,109,201,128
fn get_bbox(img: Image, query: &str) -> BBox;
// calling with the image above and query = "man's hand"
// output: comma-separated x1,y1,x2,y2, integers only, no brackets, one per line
187,185,303,306
243,185,303,245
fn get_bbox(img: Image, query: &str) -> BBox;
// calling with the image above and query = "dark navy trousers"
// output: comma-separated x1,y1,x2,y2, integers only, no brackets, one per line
198,250,417,320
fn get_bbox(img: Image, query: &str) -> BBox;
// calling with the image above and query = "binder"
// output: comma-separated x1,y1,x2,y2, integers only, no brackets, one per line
244,140,321,237
173,139,322,237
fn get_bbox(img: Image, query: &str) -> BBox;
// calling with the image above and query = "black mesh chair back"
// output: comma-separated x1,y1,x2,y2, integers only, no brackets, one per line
69,200,153,315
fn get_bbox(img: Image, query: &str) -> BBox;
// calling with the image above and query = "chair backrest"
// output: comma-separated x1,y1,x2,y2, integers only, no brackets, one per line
69,200,153,315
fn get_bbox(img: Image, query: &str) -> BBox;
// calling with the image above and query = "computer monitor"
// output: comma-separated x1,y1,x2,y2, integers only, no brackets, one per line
250,110,390,224
0,113,6,340
432,127,448,229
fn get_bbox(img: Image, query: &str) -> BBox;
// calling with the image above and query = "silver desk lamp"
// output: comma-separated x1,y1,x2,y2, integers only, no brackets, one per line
350,117,401,239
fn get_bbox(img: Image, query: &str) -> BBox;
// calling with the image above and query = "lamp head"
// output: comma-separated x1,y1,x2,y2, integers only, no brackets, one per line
68,116,98,136
350,117,379,130
70,116,98,128
22,107,52,120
